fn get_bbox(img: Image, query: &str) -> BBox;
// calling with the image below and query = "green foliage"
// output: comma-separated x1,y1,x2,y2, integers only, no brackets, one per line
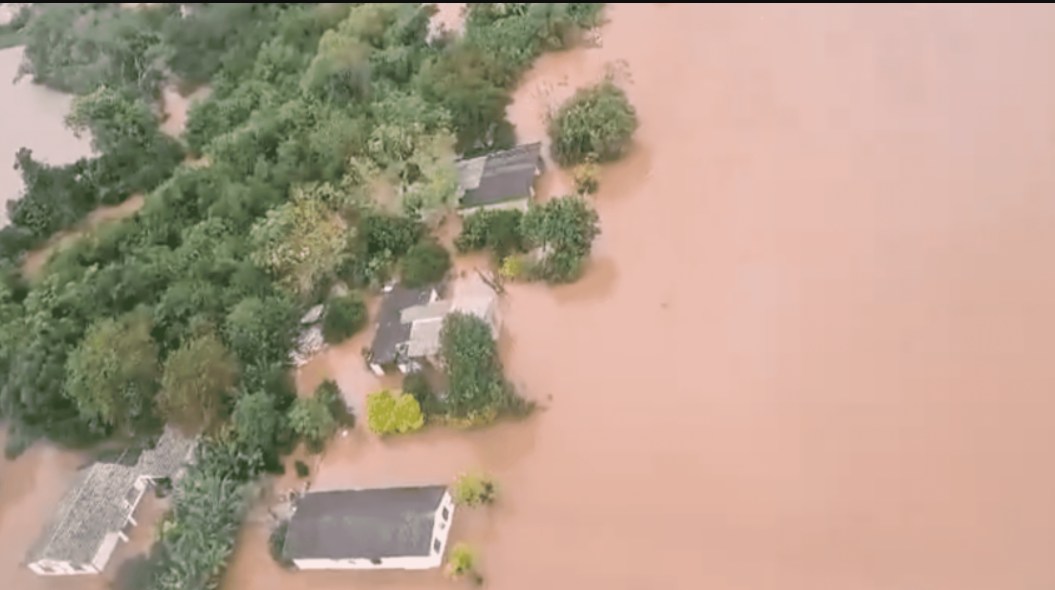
573,159,601,195
232,391,281,454
444,542,481,583
453,471,499,507
294,460,310,479
439,312,524,423
223,295,298,367
289,391,338,453
454,208,526,260
402,371,442,414
269,520,294,569
366,390,425,436
315,379,354,428
65,309,159,434
520,195,601,283
250,183,352,299
548,78,638,166
400,240,452,287
322,293,367,345
159,332,239,434
147,441,257,590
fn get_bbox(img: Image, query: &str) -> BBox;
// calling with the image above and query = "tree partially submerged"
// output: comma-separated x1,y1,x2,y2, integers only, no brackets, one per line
521,195,601,283
548,78,638,167
321,292,367,345
439,312,528,425
452,471,499,507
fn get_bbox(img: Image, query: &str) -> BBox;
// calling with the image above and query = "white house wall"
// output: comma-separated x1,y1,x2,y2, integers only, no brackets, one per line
460,198,529,216
27,559,98,576
430,491,456,561
293,554,442,571
90,532,123,572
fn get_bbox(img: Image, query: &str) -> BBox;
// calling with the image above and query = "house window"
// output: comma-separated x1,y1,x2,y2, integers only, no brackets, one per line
434,539,442,553
442,507,450,521
370,558,383,565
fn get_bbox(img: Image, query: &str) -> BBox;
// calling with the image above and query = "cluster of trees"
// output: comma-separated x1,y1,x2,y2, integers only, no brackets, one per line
453,470,499,507
548,77,638,167
455,195,601,283
365,389,425,435
0,3,605,588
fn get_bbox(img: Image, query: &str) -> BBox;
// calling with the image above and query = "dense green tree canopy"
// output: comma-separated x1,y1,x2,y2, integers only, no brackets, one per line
547,78,638,166
65,309,159,434
159,332,239,434
521,195,601,283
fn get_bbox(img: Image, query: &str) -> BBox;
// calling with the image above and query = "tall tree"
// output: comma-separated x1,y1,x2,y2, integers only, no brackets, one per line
65,310,160,434
159,332,239,434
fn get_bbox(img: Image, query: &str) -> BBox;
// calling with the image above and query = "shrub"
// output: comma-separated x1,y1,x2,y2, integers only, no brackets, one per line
316,380,354,428
288,395,337,453
573,159,601,195
365,390,425,435
294,460,310,478
321,293,367,344
444,542,482,584
499,254,529,281
454,208,525,260
548,78,638,167
439,312,518,423
269,521,294,569
452,471,498,507
400,240,451,287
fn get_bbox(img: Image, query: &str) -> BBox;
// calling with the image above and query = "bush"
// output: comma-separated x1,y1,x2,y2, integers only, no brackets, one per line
316,380,354,428
366,390,425,436
400,240,452,287
452,471,499,507
269,521,294,569
321,293,367,345
444,542,483,584
288,395,337,453
454,208,525,260
548,78,638,167
573,159,601,195
294,460,310,478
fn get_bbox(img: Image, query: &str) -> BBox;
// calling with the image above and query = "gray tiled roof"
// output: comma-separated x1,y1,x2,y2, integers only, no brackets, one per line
283,486,447,560
369,284,440,366
27,428,195,567
457,143,542,208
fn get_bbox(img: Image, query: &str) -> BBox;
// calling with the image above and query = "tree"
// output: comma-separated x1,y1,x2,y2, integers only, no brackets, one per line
573,158,601,195
250,182,351,299
321,293,367,345
520,195,601,283
65,310,159,434
232,391,280,454
288,395,337,452
454,208,525,260
159,332,239,434
400,240,452,287
365,390,425,436
547,78,638,167
452,471,499,507
438,312,509,423
224,295,298,366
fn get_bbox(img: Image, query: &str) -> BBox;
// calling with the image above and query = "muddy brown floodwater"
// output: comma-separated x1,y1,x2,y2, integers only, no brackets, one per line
9,3,1055,590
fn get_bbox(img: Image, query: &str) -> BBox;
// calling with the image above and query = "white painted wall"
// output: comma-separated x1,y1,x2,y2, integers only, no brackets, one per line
27,559,98,576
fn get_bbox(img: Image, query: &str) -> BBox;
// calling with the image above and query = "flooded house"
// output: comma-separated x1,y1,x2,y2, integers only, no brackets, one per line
281,485,456,570
455,142,543,214
25,427,196,576
366,277,500,376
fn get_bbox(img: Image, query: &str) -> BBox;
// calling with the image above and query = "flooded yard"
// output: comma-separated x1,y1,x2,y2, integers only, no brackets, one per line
6,3,1055,590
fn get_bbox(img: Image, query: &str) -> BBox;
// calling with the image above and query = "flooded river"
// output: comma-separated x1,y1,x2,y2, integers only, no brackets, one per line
9,3,1055,590
0,46,93,227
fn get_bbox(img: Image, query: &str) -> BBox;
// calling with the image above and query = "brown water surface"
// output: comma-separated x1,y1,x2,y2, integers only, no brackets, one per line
9,4,1055,590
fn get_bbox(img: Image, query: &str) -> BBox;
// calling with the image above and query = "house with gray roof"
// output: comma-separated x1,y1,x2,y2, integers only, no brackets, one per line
283,485,456,570
367,276,500,377
455,143,543,214
26,428,196,576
